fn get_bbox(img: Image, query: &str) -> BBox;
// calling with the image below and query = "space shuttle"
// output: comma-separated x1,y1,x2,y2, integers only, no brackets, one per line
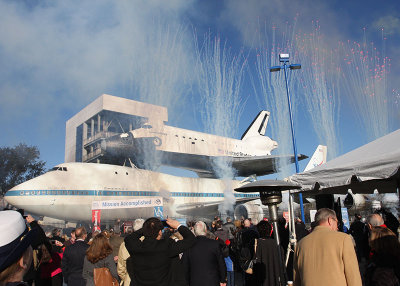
101,111,307,178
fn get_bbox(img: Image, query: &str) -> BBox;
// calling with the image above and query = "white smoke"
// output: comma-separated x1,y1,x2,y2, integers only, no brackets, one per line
194,33,247,216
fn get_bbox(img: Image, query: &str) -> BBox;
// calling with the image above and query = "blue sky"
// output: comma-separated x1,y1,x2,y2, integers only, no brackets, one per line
0,0,399,178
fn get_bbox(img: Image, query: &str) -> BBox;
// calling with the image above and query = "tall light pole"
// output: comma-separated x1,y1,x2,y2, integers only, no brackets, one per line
270,53,306,222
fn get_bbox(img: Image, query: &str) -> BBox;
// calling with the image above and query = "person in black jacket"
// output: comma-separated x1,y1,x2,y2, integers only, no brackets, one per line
124,217,195,286
238,219,259,286
183,221,227,286
61,227,89,286
23,215,48,285
365,226,400,286
254,220,287,286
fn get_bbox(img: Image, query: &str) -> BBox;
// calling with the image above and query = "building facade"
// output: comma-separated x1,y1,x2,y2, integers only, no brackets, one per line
65,94,168,164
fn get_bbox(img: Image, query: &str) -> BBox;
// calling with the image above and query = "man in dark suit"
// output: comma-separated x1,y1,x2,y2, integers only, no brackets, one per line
124,217,195,286
183,221,227,286
61,226,89,286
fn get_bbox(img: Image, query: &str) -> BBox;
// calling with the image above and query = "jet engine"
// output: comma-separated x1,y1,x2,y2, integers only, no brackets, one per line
340,192,366,209
234,202,264,222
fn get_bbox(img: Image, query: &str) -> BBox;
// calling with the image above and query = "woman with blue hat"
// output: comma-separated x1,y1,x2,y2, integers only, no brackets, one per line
0,210,36,286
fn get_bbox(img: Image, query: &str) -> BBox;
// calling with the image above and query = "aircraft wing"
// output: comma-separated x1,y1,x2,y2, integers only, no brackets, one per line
175,197,259,216
160,151,308,178
232,154,308,177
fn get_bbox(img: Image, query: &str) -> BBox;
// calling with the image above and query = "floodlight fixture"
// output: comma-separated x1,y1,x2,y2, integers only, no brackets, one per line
270,66,281,72
290,64,302,70
279,53,290,62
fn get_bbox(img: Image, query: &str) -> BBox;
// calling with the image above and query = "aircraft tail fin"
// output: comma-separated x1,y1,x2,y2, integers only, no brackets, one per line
304,145,327,172
241,111,270,140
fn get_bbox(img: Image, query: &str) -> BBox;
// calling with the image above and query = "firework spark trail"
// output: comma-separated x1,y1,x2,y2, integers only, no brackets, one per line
195,32,247,215
127,21,192,169
252,23,299,178
295,22,340,160
340,29,391,141
134,23,191,109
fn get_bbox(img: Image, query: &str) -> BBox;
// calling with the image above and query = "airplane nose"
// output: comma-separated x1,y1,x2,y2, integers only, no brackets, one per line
4,188,20,207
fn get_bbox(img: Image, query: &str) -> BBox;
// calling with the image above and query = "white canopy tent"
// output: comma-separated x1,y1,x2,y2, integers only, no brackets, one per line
289,129,400,195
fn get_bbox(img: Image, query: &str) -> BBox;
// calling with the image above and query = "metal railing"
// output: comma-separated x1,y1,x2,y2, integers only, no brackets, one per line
82,148,102,161
83,131,118,146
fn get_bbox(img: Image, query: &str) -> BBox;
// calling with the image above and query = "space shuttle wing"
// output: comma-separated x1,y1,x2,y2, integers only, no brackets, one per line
161,151,307,178
232,154,308,177
160,151,216,177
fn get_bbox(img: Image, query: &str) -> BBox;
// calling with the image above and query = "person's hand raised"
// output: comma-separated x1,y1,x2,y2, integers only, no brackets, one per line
166,218,180,229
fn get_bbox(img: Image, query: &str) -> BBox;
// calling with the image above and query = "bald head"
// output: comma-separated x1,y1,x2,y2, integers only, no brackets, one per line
194,221,207,236
367,214,384,227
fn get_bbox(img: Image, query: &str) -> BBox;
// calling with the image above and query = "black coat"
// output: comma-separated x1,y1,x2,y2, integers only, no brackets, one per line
124,225,195,286
254,238,287,286
241,227,260,258
183,236,227,286
61,240,89,286
365,252,400,286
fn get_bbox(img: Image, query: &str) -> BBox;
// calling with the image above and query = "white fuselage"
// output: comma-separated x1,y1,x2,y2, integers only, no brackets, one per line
131,124,278,157
5,163,258,222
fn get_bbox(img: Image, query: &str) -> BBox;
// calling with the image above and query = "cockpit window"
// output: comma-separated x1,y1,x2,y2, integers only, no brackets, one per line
51,167,68,171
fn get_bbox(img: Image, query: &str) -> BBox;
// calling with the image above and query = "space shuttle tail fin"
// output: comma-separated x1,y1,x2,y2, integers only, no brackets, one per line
304,145,327,172
241,111,270,140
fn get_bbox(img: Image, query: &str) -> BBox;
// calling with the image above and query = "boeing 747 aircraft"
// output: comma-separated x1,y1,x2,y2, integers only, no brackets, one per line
5,162,264,223
4,146,322,224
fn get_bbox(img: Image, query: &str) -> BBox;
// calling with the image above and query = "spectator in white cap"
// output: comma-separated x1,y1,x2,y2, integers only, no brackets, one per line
0,210,36,286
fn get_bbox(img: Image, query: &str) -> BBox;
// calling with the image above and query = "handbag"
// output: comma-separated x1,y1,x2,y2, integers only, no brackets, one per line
244,239,258,275
93,267,119,286
245,259,256,274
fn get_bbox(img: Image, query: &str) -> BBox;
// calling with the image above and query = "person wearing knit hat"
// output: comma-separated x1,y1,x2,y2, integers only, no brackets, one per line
0,210,36,286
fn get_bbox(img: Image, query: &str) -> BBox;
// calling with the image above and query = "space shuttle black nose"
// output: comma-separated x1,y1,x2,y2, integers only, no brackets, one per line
99,132,141,164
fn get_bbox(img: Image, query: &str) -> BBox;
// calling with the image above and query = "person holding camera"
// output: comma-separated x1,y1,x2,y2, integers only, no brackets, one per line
124,217,195,286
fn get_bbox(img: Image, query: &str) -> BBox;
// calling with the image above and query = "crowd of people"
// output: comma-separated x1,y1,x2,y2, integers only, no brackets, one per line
1,208,400,286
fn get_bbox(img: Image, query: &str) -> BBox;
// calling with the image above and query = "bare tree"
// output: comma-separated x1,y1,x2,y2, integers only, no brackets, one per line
0,143,46,196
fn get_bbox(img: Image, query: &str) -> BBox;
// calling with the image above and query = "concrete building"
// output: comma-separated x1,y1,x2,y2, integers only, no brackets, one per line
65,94,168,164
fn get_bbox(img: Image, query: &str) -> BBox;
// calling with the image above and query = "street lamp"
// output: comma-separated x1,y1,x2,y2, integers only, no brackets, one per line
270,53,305,222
